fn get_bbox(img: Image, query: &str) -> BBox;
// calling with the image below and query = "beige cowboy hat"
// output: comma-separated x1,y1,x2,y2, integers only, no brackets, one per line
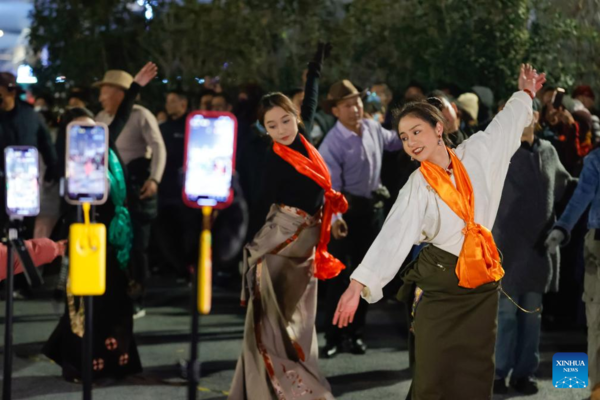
93,70,133,90
322,79,367,114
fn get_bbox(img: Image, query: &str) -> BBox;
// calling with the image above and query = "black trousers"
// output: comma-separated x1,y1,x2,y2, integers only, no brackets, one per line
323,201,384,342
153,202,201,276
127,159,158,303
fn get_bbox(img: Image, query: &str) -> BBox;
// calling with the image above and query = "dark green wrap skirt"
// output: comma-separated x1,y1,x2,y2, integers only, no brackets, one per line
398,245,500,400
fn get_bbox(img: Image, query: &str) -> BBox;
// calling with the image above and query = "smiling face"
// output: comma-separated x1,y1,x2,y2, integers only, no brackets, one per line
264,106,299,146
398,114,444,162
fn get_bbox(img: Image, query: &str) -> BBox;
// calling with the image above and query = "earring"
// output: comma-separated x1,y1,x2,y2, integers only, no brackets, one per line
438,136,442,146
410,156,414,161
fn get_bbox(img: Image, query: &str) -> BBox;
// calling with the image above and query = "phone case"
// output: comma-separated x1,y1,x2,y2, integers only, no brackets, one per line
69,222,106,295
64,121,109,205
4,146,40,217
183,111,237,210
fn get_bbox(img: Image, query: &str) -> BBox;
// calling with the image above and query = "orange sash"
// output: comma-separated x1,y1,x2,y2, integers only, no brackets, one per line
419,148,504,289
273,134,348,280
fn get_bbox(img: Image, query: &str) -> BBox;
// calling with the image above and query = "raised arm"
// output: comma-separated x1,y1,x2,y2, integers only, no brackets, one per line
110,62,158,141
465,65,545,187
301,42,332,138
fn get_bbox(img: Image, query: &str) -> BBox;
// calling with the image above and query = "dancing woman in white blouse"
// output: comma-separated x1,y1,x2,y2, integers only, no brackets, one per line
333,65,546,399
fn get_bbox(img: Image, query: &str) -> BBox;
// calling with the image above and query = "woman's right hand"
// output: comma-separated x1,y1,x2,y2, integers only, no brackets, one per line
332,280,364,328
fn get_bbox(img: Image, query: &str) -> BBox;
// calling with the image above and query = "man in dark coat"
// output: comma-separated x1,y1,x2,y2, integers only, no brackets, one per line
0,72,58,228
492,100,576,395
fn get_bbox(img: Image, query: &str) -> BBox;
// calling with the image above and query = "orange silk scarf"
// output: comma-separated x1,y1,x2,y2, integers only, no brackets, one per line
419,148,504,289
273,134,348,280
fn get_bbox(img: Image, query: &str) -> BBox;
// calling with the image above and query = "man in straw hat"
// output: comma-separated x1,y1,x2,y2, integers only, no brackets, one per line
95,69,166,319
319,79,403,358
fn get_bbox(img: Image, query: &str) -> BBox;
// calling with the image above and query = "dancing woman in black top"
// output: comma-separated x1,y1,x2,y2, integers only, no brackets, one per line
229,44,346,400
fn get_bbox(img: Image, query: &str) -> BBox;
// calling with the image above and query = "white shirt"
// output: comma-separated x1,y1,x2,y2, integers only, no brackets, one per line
351,91,533,303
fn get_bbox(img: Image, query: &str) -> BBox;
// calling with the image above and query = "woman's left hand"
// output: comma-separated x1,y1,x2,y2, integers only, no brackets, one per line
134,62,158,87
518,64,546,97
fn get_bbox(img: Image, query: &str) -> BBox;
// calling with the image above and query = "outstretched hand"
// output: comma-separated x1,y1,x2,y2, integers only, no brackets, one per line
518,64,546,96
332,280,364,328
134,62,158,87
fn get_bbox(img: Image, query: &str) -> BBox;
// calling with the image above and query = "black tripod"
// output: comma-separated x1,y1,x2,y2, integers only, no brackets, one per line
2,217,43,400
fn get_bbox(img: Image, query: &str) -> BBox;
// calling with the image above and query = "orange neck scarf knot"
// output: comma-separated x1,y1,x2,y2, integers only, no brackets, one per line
420,148,504,289
273,134,348,280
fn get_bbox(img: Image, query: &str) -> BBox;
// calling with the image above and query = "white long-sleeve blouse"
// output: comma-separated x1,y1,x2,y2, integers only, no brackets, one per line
351,91,533,303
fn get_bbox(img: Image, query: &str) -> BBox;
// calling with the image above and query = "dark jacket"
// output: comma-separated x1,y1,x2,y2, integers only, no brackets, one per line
159,113,187,205
0,100,58,178
493,138,576,295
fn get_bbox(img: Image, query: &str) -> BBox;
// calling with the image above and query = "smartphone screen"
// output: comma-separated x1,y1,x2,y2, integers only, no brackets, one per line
5,146,40,217
184,112,237,209
65,123,109,204
553,88,565,109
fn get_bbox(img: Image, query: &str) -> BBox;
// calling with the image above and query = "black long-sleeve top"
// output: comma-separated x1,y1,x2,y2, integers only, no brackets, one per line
255,60,325,219
261,133,324,216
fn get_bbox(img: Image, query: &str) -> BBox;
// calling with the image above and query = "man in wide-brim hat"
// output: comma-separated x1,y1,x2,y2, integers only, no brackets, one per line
95,69,166,319
321,79,367,115
93,70,134,91
318,79,404,359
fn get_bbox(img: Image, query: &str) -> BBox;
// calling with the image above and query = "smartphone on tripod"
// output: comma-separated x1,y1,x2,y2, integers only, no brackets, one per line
65,122,109,205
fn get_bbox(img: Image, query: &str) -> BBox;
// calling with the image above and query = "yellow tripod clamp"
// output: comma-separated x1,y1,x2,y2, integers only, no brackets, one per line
69,202,107,296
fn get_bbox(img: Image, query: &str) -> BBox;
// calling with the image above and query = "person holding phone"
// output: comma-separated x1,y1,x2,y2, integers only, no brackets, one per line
43,63,157,383
333,65,544,399
0,72,59,231
229,43,338,400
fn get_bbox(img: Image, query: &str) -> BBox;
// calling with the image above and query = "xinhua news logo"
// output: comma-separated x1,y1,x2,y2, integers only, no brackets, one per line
553,353,588,389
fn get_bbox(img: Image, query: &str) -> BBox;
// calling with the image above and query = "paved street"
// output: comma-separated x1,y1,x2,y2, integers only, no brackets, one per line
0,275,591,399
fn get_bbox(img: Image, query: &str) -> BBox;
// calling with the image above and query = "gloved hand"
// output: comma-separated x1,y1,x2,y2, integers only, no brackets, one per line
310,42,333,67
544,229,566,255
